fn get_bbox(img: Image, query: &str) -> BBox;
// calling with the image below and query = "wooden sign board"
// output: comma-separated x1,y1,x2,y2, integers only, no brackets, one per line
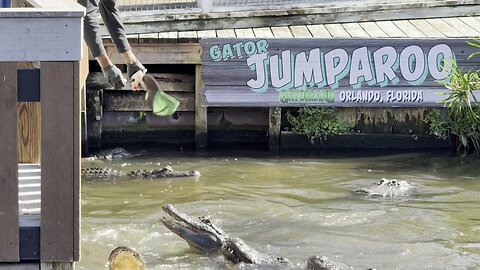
200,38,480,107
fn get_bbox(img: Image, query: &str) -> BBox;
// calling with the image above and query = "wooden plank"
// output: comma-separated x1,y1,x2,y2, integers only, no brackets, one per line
359,21,389,38
426,18,463,37
375,21,408,38
86,90,103,149
270,27,293,38
139,33,159,43
40,263,73,270
234,28,255,38
268,107,281,153
393,20,427,38
0,62,19,262
103,91,195,112
195,64,207,149
0,17,82,61
289,25,312,38
307,24,332,38
458,16,480,34
216,29,236,38
157,31,177,44
197,30,217,39
342,22,369,38
442,17,480,37
18,102,41,163
125,34,139,44
41,62,75,262
252,27,274,38
178,31,198,43
105,43,201,64
409,19,445,38
324,24,350,38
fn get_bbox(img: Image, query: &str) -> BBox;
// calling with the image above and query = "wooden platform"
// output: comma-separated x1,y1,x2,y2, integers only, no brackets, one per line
109,15,480,45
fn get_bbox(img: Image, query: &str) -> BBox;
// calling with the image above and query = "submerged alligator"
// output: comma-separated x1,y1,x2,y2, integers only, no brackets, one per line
354,178,416,197
81,165,200,179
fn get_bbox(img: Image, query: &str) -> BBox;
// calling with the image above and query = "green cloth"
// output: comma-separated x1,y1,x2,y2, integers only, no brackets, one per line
149,90,180,116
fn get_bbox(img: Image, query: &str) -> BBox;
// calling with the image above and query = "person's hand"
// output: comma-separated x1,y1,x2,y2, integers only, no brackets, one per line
127,60,147,91
102,65,127,89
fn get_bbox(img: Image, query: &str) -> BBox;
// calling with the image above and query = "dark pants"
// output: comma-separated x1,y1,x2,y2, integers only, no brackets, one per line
79,0,131,58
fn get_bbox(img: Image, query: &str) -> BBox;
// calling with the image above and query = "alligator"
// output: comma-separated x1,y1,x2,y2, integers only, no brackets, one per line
354,178,416,197
86,147,139,160
160,204,354,269
81,165,200,179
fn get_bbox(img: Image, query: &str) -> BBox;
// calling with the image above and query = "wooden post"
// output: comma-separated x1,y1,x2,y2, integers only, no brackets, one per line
195,64,207,149
268,107,281,153
0,62,20,262
86,89,103,149
17,102,41,163
40,62,79,262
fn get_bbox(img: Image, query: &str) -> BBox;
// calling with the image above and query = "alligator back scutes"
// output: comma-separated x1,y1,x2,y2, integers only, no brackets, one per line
81,167,122,178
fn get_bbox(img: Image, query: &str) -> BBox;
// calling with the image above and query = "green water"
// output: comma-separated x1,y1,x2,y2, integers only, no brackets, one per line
78,149,480,270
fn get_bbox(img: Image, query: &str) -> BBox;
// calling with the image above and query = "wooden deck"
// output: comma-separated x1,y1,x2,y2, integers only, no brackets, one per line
113,15,480,44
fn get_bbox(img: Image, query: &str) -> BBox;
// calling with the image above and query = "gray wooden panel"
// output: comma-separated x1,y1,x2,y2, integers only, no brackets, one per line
157,31,178,43
289,25,312,38
271,27,293,38
200,38,478,107
197,30,217,39
216,29,236,38
307,25,332,38
253,27,274,38
375,21,408,38
426,18,463,37
0,62,19,262
409,19,445,38
342,23,370,38
442,17,480,37
325,24,350,38
178,31,198,43
393,20,427,38
195,65,207,148
359,22,389,38
41,62,75,262
0,17,82,61
234,28,255,38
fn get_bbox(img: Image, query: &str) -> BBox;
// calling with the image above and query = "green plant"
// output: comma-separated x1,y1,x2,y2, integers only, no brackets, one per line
286,107,349,143
427,58,480,153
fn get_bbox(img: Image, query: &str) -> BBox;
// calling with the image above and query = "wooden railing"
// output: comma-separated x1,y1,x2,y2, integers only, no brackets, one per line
0,0,85,268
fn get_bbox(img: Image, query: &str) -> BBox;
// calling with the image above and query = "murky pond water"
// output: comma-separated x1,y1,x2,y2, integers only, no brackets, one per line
78,148,480,270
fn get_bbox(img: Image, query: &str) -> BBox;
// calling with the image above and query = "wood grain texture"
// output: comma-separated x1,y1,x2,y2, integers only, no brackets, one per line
359,21,389,38
216,29,236,38
195,64,207,149
17,102,41,163
325,24,350,38
409,19,445,38
442,17,480,37
40,62,76,262
426,18,463,37
392,20,427,38
271,27,293,38
253,27,274,38
72,63,80,262
197,30,217,39
178,31,198,43
0,62,19,262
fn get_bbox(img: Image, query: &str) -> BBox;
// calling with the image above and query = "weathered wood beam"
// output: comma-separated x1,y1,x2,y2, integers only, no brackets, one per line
0,62,19,262
195,65,207,149
106,2,480,34
105,43,201,65
268,107,281,153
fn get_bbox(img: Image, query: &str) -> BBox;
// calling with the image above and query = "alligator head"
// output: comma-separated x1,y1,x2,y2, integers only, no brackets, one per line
128,165,201,178
307,256,354,270
160,204,226,253
354,178,416,197
223,237,288,265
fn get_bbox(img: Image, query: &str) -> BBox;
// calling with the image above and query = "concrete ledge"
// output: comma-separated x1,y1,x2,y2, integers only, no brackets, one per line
280,131,449,150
